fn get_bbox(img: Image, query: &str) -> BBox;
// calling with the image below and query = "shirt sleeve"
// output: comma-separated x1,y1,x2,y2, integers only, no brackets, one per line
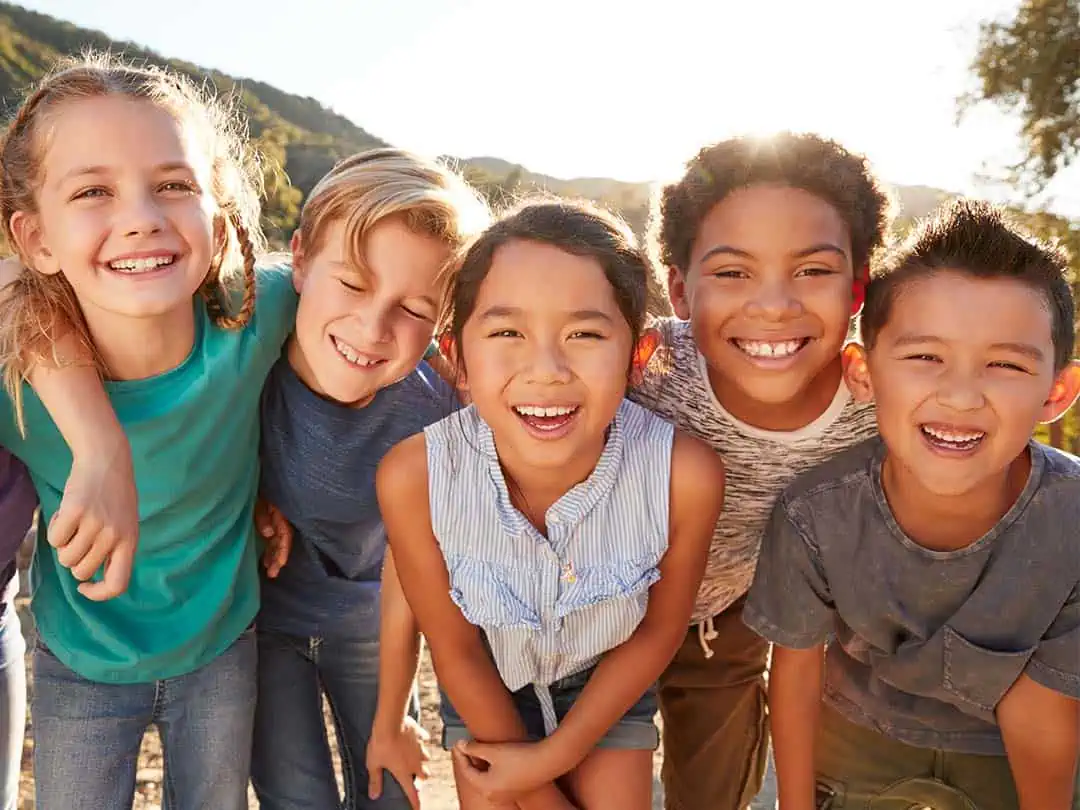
251,262,298,358
742,497,835,649
0,449,36,565
1025,585,1080,699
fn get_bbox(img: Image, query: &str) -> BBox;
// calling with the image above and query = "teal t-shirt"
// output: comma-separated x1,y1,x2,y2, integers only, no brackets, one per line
0,264,297,682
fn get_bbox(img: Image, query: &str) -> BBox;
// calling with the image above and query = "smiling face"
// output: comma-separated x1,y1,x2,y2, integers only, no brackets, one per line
850,270,1076,498
288,215,450,406
459,239,636,475
18,95,219,327
668,184,858,430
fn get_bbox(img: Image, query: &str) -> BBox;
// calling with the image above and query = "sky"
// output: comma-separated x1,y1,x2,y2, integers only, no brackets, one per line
20,0,1080,216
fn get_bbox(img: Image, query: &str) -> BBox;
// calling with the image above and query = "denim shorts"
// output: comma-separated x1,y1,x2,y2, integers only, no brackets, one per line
440,665,659,750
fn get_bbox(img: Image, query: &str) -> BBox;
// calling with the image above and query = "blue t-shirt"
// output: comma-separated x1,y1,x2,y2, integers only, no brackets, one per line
258,357,454,638
0,265,297,682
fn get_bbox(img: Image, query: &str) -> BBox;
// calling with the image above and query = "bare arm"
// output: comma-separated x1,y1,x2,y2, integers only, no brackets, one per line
534,431,723,777
376,435,570,808
770,644,825,810
998,673,1079,810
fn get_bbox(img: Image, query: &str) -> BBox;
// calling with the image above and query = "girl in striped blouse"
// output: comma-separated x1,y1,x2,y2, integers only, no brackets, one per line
376,200,725,810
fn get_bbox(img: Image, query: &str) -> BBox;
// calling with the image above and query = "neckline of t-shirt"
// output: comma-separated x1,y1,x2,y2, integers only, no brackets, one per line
106,297,205,395
695,350,852,444
869,439,1046,560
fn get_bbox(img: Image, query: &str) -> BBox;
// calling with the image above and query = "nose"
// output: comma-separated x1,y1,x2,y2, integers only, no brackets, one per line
935,367,987,412
524,340,572,385
744,277,802,321
119,190,165,238
355,304,392,345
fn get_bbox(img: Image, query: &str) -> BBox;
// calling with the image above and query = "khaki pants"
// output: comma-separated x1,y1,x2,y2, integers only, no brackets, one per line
816,703,1080,810
659,597,770,810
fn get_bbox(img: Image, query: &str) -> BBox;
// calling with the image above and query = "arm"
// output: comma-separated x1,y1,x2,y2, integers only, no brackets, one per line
997,674,1079,810
770,644,826,810
366,548,429,809
376,435,571,809
0,258,137,601
534,431,724,778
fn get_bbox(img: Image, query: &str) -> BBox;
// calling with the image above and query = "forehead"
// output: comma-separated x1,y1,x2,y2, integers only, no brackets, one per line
692,184,852,260
881,271,1054,349
39,95,210,184
477,240,623,315
318,216,450,292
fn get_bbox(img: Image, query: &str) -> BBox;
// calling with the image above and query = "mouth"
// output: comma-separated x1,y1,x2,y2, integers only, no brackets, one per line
106,254,177,275
919,423,987,454
332,336,385,369
731,337,812,361
512,404,580,435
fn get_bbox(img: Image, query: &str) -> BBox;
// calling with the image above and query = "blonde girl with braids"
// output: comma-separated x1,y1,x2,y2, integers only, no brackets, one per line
0,53,297,810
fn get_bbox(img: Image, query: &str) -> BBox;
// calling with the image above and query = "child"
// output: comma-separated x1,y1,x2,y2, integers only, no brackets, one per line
0,54,297,809
745,200,1080,810
630,132,893,810
250,148,489,810
377,200,725,810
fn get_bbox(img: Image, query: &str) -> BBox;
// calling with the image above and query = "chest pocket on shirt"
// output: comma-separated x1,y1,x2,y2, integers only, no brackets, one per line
554,552,663,619
446,555,541,631
942,626,1035,713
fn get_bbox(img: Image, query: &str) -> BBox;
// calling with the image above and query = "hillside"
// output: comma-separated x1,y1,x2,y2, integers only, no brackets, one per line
0,1,962,245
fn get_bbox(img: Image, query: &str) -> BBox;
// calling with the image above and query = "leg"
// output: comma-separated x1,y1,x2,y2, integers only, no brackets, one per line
319,632,417,809
562,749,652,810
31,641,150,810
155,625,257,810
940,748,1022,810
249,629,342,810
659,599,769,810
0,601,25,810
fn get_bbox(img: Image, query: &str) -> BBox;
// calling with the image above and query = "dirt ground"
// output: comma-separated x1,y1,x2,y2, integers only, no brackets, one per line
13,567,776,809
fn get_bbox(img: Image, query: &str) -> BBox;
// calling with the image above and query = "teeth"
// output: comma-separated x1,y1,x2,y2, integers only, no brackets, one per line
108,256,174,273
922,425,985,444
333,337,380,367
735,339,805,358
514,405,577,418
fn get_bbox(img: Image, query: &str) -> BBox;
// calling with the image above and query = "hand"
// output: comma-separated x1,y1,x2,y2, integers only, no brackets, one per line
254,497,292,578
452,739,560,804
50,441,138,601
366,716,431,809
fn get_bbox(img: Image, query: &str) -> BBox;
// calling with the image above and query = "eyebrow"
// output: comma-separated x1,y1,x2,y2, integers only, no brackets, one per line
893,334,1046,361
56,161,196,186
698,242,848,264
478,305,613,322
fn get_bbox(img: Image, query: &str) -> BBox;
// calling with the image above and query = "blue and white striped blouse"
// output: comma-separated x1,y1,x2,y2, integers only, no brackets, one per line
424,398,674,733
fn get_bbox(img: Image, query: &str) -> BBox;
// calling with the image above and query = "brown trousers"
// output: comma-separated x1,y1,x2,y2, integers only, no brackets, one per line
659,597,770,810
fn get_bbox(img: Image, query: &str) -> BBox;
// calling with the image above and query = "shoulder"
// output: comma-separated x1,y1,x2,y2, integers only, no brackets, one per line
253,259,296,309
670,429,725,516
781,435,880,506
1026,441,1080,537
376,432,430,508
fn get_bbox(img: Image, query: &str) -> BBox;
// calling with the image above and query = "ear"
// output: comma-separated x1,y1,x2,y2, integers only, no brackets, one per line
851,265,868,316
667,266,691,320
628,327,661,387
9,211,60,276
842,342,874,403
1039,361,1080,424
437,330,468,391
290,231,306,293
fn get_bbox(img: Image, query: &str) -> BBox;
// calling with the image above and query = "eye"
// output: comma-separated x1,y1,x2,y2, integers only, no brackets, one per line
709,268,748,279
401,304,433,322
159,180,198,195
72,186,109,201
568,330,604,340
903,353,941,363
796,266,837,278
487,329,522,339
339,279,364,293
989,361,1030,373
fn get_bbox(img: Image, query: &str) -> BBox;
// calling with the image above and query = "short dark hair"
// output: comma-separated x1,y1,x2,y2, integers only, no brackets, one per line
860,198,1075,372
650,132,894,277
445,199,654,368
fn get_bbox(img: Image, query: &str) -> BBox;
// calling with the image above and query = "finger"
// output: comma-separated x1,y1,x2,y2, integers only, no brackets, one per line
78,540,134,602
402,777,421,810
55,521,100,570
70,529,116,582
455,739,489,764
452,744,487,788
417,761,431,779
367,767,383,800
255,508,275,538
47,503,82,549
271,510,293,546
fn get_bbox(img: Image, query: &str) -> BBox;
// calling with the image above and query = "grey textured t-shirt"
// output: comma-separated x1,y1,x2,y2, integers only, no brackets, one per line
744,436,1080,755
258,356,455,638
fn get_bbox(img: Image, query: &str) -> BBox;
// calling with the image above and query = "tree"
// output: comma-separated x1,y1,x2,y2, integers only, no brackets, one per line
964,0,1080,192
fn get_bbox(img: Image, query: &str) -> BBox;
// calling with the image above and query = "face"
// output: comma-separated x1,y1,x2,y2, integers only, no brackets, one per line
459,240,636,475
289,216,448,406
849,271,1079,498
669,185,857,427
17,95,219,326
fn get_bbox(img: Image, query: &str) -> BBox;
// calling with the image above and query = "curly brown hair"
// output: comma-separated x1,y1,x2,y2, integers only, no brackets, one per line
650,132,895,277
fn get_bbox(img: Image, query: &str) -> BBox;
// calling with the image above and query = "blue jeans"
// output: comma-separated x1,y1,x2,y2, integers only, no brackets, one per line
251,627,414,810
0,580,26,810
31,625,257,810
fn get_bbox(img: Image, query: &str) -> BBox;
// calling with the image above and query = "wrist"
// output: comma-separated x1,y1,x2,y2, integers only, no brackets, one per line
533,733,578,782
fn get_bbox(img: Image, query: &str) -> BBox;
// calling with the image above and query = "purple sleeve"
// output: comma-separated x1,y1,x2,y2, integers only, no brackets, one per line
0,449,36,565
